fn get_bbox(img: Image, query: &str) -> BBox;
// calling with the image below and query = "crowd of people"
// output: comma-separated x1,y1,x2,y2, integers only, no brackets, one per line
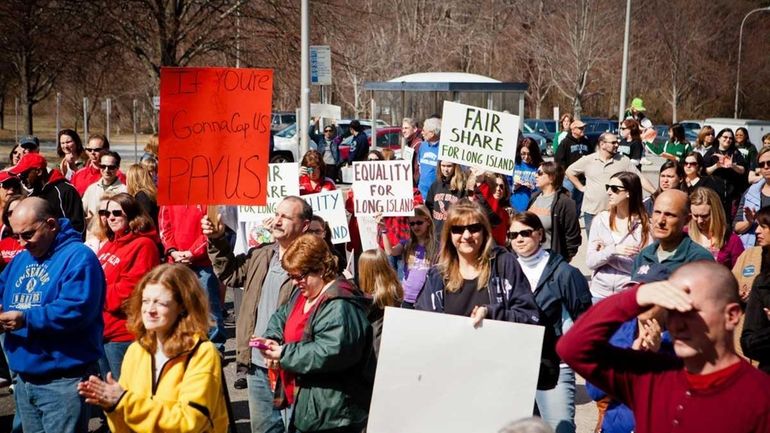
0,104,769,433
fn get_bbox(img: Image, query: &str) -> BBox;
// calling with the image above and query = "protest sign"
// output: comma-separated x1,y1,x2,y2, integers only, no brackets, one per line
439,101,519,175
351,160,414,216
237,163,299,222
310,103,341,120
401,145,415,165
367,308,544,433
357,215,379,251
303,190,350,244
158,67,273,205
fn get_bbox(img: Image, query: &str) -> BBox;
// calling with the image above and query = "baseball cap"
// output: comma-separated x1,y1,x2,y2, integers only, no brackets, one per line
0,171,20,185
18,135,40,150
570,120,586,129
10,153,47,175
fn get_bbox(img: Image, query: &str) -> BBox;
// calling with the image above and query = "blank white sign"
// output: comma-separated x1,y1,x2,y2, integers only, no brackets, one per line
367,307,544,433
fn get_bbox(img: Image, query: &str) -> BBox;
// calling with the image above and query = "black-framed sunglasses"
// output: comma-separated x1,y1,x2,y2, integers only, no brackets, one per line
12,222,44,242
683,161,699,167
507,229,534,240
288,271,310,282
606,184,626,194
324,128,334,133
85,147,104,153
450,223,484,235
758,161,770,169
98,210,124,217
0,178,20,189
408,220,425,227
99,164,118,171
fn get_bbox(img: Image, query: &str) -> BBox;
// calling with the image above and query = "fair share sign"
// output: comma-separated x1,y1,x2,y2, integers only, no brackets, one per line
439,101,519,175
158,67,273,205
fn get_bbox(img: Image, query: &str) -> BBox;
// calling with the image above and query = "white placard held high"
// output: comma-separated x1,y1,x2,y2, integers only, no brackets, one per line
367,308,543,433
352,160,414,217
302,190,350,244
439,101,519,175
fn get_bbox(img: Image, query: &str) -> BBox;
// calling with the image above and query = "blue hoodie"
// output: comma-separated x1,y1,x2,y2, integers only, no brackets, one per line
0,218,105,376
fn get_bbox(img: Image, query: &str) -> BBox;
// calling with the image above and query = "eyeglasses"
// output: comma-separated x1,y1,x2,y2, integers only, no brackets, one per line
573,126,586,130
619,126,628,130
324,129,334,133
758,161,770,169
85,147,103,153
409,220,425,227
99,164,118,171
507,229,534,240
287,271,310,282
12,222,43,242
603,140,619,145
606,184,626,193
450,223,484,235
536,169,544,176
98,210,124,217
683,161,698,167
307,228,325,235
0,179,19,189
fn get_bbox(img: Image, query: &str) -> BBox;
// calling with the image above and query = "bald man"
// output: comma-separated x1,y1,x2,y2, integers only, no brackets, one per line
558,261,770,433
631,189,713,279
0,197,104,433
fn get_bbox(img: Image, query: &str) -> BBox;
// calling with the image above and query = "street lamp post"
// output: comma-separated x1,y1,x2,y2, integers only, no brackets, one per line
734,6,770,118
618,0,632,127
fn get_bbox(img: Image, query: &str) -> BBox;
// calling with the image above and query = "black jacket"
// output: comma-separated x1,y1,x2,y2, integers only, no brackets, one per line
35,171,85,235
555,133,592,169
528,189,581,261
741,273,770,374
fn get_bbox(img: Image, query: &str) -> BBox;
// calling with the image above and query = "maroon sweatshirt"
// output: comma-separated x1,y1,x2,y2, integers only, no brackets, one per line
557,286,770,433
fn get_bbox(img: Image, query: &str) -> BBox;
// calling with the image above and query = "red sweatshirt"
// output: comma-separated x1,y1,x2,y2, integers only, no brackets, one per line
71,163,126,196
557,286,770,433
98,230,161,342
158,205,211,267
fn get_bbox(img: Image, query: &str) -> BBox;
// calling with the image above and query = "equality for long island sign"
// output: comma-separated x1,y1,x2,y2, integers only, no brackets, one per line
439,101,519,175
303,190,350,244
367,308,544,433
352,160,414,216
158,67,273,205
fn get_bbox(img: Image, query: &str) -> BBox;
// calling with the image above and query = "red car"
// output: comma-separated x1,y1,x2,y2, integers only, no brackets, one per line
339,127,402,161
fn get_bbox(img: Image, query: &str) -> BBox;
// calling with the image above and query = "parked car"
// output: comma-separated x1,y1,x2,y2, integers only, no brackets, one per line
271,111,296,133
524,119,558,144
520,125,550,156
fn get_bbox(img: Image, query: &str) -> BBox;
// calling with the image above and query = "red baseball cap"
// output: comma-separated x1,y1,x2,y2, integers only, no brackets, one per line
0,171,19,184
10,153,47,175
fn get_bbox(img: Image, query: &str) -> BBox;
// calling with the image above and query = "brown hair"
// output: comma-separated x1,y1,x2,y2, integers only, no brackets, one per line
621,119,641,142
281,233,338,282
404,205,438,267
301,149,327,179
358,249,402,309
689,187,728,250
437,199,495,292
144,134,159,156
696,125,715,149
381,148,396,161
105,193,156,239
559,113,574,132
608,171,650,246
126,164,157,201
538,161,565,188
126,264,211,357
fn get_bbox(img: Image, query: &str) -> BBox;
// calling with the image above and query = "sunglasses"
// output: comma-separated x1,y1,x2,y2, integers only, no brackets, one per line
99,164,118,171
536,169,544,176
758,161,770,169
507,229,534,240
409,220,425,227
98,210,124,217
450,223,484,235
85,147,104,153
606,184,626,193
0,179,19,189
287,271,310,282
619,126,629,130
12,222,43,242
604,140,619,145
324,129,334,133
683,161,698,167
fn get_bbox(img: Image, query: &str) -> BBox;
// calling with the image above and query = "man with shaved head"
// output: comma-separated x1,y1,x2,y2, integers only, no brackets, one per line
0,197,104,433
558,261,770,433
632,189,713,279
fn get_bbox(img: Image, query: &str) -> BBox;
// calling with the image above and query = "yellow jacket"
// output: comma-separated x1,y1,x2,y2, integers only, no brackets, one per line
106,337,228,433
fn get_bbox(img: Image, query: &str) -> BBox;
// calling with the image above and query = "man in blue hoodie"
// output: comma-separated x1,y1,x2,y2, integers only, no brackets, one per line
0,197,105,433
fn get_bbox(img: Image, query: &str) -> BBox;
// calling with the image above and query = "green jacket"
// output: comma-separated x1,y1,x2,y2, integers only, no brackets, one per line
647,140,691,161
265,278,375,432
631,235,714,278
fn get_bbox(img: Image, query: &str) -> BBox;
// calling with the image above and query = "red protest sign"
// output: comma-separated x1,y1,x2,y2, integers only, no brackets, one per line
158,67,273,205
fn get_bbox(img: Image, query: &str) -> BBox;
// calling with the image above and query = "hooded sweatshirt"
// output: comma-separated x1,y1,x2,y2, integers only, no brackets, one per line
159,205,210,267
34,169,86,235
0,218,105,376
98,229,161,342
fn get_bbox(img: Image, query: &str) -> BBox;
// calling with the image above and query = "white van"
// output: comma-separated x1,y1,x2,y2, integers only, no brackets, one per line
703,118,770,149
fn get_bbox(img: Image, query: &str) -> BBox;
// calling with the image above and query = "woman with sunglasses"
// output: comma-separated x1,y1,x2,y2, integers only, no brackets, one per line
96,193,161,379
682,151,729,215
734,147,770,249
643,160,684,215
380,205,437,308
694,125,715,156
415,200,539,326
739,206,770,372
689,187,744,268
587,172,651,302
426,160,468,238
253,234,375,433
527,162,581,262
511,137,543,213
299,149,336,195
704,128,748,220
618,119,643,170
508,211,592,432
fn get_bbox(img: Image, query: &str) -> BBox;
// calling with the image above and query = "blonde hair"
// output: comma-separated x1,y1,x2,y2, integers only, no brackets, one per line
126,164,157,201
689,187,727,250
358,249,402,309
144,134,159,155
404,205,437,267
141,157,158,176
438,200,494,292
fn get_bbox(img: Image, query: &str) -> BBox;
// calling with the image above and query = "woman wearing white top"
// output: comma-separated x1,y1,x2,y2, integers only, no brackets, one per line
586,171,651,301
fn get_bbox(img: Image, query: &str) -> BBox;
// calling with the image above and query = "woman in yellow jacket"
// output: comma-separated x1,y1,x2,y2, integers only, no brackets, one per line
78,264,228,433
